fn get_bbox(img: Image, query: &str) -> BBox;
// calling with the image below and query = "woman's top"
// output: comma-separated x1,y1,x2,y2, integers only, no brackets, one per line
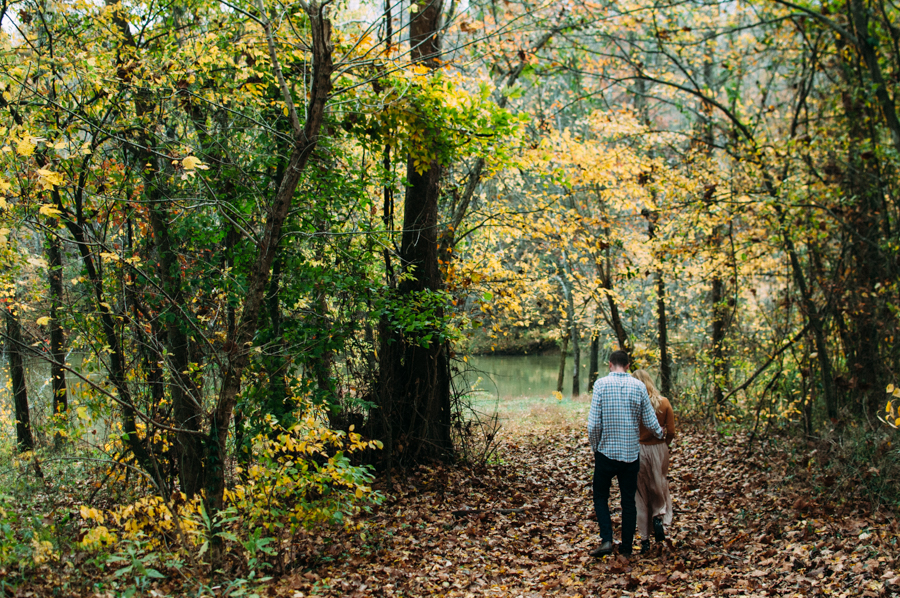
639,397,676,446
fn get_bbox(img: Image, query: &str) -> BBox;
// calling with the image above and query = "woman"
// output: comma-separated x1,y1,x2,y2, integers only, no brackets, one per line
632,369,676,553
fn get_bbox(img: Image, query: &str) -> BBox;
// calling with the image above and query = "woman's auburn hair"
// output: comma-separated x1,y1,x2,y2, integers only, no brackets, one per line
633,369,663,413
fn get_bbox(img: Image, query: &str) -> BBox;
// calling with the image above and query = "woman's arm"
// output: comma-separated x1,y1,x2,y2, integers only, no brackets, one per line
664,399,676,445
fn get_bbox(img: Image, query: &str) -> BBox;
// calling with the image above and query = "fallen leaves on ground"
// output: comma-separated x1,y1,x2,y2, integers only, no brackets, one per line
277,423,900,597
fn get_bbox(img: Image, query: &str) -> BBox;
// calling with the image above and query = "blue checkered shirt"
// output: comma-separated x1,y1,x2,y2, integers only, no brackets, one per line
588,372,664,462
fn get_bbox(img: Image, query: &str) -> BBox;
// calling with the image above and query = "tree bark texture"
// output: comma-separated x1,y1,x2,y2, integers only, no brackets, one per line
47,229,68,422
6,307,34,452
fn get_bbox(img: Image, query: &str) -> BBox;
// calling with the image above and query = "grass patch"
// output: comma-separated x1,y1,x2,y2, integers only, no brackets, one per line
470,392,591,432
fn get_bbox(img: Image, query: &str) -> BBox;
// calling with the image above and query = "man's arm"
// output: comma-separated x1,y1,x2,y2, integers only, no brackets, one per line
639,389,665,440
587,382,603,452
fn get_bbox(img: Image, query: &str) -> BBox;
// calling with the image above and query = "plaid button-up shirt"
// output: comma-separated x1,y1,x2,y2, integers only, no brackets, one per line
588,372,664,462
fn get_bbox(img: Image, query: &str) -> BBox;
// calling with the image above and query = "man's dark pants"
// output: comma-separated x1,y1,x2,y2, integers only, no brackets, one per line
593,451,640,553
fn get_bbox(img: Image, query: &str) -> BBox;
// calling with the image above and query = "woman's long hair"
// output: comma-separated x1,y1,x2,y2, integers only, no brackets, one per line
633,369,663,413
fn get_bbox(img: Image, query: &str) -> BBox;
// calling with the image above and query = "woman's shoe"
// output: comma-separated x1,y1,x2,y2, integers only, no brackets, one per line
653,517,666,542
640,539,651,554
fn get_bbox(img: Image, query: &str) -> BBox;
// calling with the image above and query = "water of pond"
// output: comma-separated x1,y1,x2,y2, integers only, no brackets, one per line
1,352,601,440
460,353,607,399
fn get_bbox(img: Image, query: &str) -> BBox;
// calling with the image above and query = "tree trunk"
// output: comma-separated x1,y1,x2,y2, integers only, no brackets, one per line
264,253,290,423
592,194,631,355
376,0,452,464
556,334,569,394
642,210,672,398
710,274,727,406
569,286,580,397
834,26,891,416
203,0,334,564
773,204,838,419
6,306,34,452
47,228,68,434
588,332,599,391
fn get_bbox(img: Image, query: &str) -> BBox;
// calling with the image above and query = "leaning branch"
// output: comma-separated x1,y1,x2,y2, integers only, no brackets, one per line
718,322,811,405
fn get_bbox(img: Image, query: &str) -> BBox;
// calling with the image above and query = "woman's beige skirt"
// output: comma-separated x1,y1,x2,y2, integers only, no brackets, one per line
636,442,673,539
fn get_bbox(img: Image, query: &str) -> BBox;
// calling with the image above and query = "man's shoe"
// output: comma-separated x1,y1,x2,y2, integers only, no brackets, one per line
588,540,614,557
619,547,633,557
653,516,666,542
640,539,651,554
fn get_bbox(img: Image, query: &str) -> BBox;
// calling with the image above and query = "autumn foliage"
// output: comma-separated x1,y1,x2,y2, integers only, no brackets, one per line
1,0,900,594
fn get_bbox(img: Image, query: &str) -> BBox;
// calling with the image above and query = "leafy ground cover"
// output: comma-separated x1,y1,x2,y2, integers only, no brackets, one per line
4,404,897,597
276,420,899,597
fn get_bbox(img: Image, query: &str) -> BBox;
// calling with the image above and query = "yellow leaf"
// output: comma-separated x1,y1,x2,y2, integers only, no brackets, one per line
39,204,62,217
37,169,64,190
895,417,900,427
16,137,36,156
36,316,50,326
888,384,896,394
182,156,208,171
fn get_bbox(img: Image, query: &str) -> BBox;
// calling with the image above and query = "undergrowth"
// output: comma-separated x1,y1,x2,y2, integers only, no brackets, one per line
0,404,382,597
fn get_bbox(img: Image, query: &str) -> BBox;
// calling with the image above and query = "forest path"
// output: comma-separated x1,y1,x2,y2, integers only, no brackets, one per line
281,424,897,597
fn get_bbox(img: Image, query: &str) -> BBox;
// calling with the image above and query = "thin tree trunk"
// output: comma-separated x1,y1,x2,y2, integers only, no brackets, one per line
588,332,599,391
569,289,580,397
7,306,34,452
556,334,569,394
773,204,838,419
710,275,727,406
593,190,631,354
47,228,68,434
642,209,672,398
205,3,335,565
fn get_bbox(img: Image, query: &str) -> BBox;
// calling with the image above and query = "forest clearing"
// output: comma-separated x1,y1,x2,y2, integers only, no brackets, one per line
2,0,900,594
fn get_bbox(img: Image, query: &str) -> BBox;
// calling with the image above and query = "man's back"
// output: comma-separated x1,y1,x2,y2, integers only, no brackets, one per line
588,372,659,462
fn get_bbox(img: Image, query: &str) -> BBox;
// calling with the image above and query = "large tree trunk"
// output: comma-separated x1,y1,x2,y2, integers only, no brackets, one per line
834,20,891,416
6,306,34,452
376,0,452,464
147,189,206,499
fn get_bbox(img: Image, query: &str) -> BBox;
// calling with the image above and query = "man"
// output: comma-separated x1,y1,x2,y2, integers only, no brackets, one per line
587,350,664,557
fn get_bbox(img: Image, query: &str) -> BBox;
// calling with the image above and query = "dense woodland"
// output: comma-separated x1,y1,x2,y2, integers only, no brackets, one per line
1,0,900,594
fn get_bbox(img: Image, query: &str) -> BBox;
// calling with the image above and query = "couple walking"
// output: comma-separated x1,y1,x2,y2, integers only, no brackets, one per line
587,350,676,557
